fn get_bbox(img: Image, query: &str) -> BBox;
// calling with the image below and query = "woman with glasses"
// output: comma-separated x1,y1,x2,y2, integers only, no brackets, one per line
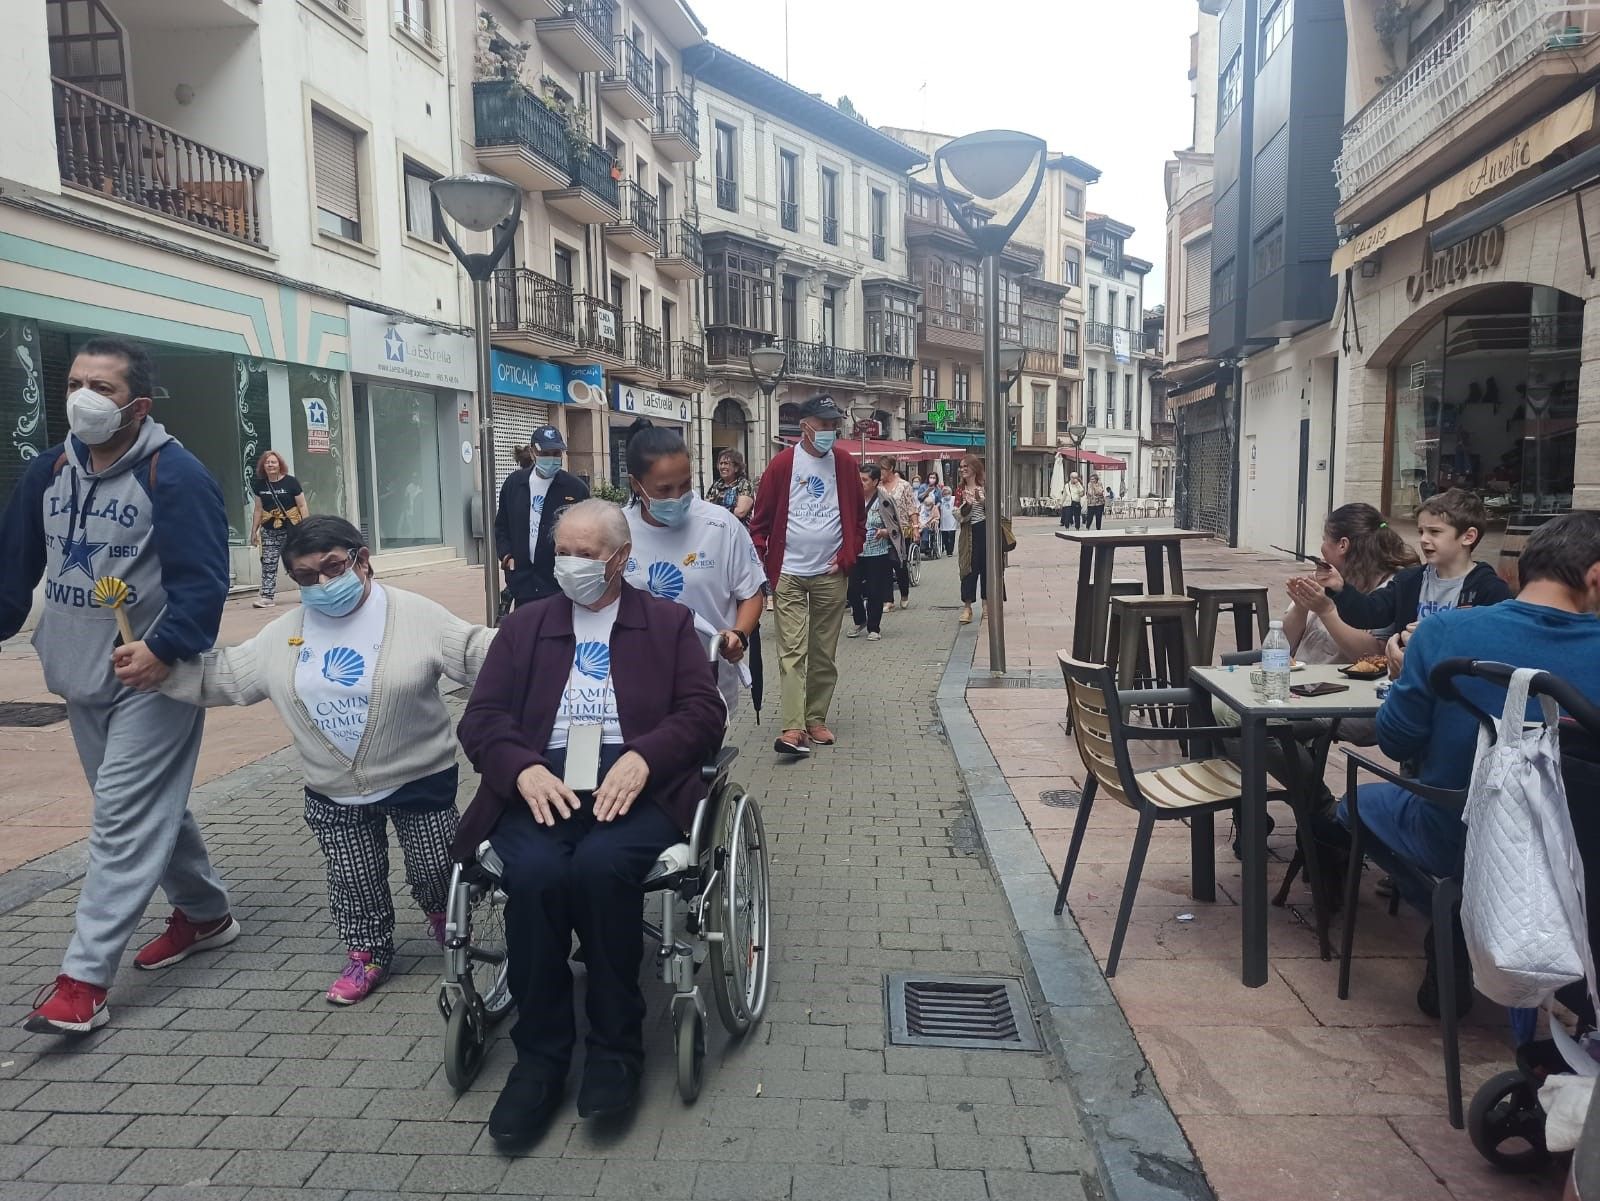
158,516,494,1005
248,450,307,609
706,449,755,524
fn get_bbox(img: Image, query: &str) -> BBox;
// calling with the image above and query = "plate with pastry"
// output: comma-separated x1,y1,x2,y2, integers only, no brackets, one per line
1340,655,1388,679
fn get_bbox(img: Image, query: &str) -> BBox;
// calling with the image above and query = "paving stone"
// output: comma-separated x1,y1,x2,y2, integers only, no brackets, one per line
306,1151,417,1191
213,1150,327,1189
985,1169,1091,1201
691,1161,793,1200
114,1147,236,1186
791,1163,891,1201
886,1167,990,1201
22,1147,142,1184
107,1114,222,1149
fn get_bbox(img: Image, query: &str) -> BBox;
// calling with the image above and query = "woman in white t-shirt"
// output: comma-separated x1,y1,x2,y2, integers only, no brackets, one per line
622,426,766,716
161,517,494,1006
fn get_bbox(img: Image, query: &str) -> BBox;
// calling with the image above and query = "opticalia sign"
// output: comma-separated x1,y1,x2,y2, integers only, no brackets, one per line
348,307,476,390
613,383,689,423
489,350,606,405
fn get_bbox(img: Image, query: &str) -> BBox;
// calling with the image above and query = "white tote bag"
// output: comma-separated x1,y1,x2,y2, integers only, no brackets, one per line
1460,668,1598,1024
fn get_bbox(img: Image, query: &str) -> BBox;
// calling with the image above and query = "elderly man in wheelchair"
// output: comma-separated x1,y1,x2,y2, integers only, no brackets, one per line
451,500,736,1146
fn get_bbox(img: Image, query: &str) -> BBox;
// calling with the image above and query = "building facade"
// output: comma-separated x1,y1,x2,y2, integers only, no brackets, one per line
1082,215,1157,496
683,44,923,478
1,0,478,586
463,0,708,488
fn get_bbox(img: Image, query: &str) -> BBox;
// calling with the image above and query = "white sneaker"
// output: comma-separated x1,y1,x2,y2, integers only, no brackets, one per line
252,597,275,608
898,598,911,610
845,625,865,639
884,602,896,613
866,632,882,641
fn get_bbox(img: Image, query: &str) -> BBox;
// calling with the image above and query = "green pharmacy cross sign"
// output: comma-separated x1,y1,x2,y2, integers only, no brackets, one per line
928,400,955,432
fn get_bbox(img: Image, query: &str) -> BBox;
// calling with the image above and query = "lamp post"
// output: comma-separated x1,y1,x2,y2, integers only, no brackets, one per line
849,401,876,457
749,344,787,466
933,130,1047,674
997,342,1025,511
431,173,521,627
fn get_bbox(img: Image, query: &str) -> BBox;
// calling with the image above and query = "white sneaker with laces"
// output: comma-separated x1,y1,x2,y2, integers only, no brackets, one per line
845,625,865,639
866,632,882,641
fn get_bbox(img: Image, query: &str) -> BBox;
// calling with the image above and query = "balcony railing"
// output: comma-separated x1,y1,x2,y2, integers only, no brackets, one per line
615,180,659,240
571,141,620,208
568,0,615,47
1062,351,1081,371
606,35,651,93
473,79,569,173
780,199,798,231
715,177,737,210
705,326,775,365
915,397,984,429
622,321,663,373
779,337,864,382
1336,0,1598,201
871,232,886,260
574,293,622,355
1085,321,1145,352
1023,347,1057,375
865,354,914,386
654,90,699,146
490,267,575,343
660,217,702,266
668,340,706,383
822,215,838,244
53,78,266,246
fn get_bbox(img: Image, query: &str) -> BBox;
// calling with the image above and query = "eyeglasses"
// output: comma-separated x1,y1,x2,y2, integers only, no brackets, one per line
286,552,358,588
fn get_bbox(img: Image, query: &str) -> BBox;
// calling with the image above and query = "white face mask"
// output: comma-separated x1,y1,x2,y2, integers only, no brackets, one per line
553,553,615,606
67,387,133,447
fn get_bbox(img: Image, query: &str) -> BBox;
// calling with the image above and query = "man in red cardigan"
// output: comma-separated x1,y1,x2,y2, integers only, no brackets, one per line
749,395,865,756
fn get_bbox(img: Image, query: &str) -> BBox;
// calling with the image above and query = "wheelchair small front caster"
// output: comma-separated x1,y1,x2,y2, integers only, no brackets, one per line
673,996,705,1103
443,996,488,1092
1468,1069,1550,1173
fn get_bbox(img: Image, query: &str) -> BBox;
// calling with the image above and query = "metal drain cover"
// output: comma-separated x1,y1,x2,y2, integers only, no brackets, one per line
967,677,1035,689
0,702,69,728
886,973,1041,1051
1039,789,1082,809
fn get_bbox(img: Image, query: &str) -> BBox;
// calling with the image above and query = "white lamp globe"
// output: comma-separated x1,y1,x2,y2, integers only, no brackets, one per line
430,174,519,232
939,131,1047,201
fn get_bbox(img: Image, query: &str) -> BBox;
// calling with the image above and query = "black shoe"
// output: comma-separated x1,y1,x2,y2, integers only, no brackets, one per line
1230,811,1277,859
488,1064,564,1147
577,1058,640,1119
1418,923,1475,1021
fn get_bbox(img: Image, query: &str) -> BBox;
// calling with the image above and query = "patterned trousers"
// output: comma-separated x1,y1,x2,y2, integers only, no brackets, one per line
302,792,459,967
259,525,290,600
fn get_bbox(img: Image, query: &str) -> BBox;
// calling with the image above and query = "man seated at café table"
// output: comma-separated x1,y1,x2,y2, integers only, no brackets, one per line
453,500,726,1145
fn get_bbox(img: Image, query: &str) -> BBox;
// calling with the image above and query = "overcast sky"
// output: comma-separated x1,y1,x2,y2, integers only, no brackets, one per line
686,0,1198,294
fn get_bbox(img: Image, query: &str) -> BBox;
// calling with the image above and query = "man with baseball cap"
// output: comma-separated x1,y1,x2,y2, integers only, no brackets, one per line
495,425,589,608
749,395,865,756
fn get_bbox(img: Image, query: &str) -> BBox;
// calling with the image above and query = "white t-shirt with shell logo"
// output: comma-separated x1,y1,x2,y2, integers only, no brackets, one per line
294,584,395,804
782,448,842,576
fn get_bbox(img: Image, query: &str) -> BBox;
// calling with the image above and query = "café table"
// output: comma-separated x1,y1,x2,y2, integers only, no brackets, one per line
1188,662,1388,987
1057,528,1216,662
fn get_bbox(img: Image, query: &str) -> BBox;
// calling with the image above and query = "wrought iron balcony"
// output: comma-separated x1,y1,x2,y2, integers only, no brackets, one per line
656,217,703,279
600,36,654,121
652,90,699,162
574,293,622,357
490,267,576,346
915,397,983,430
779,337,864,382
715,176,737,211
705,326,775,366
822,215,838,244
53,78,265,246
536,0,615,74
472,80,570,193
548,141,620,225
865,354,914,389
1085,321,1144,352
668,340,707,384
1336,0,1598,202
604,181,659,253
780,199,798,231
620,321,663,377
1062,351,1081,372
871,232,886,261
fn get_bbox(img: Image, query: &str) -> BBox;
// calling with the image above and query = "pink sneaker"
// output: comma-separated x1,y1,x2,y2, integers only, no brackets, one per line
325,951,386,1006
427,912,447,946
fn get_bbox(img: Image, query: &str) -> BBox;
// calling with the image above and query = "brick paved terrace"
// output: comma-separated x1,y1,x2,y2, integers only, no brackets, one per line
967,516,1565,1201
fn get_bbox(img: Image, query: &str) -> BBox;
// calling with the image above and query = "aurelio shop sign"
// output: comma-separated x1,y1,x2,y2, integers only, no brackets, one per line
1406,224,1505,303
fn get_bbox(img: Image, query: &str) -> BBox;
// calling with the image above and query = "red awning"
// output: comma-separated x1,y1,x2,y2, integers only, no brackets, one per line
1057,447,1128,469
781,437,970,461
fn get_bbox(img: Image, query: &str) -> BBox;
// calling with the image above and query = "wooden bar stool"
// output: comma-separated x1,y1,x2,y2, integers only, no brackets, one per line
1188,585,1271,666
1106,594,1199,692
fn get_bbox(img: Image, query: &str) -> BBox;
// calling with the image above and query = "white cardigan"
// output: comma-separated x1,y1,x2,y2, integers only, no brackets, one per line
163,588,494,798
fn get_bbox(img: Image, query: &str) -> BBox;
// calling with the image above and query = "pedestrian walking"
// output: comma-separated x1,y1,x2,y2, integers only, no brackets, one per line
957,453,992,626
1061,471,1085,529
153,516,494,1004
877,457,917,612
749,395,865,757
496,425,589,608
249,450,307,608
938,481,958,557
1085,473,1107,530
1,336,236,1035
623,427,766,716
847,464,898,641
706,448,755,523
918,490,940,558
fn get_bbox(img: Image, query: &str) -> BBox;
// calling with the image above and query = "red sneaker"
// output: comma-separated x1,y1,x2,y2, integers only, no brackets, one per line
24,975,108,1034
134,910,240,970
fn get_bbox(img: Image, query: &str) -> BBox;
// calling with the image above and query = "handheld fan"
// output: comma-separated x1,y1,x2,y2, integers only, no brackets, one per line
93,576,135,645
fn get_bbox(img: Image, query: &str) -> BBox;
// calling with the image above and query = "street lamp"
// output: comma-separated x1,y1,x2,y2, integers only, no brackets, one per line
849,401,876,457
933,130,1047,674
749,344,787,464
432,173,521,627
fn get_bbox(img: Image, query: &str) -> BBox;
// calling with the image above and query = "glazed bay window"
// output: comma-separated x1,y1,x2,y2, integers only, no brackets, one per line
705,241,774,331
864,286,915,357
1021,295,1059,370
312,109,362,242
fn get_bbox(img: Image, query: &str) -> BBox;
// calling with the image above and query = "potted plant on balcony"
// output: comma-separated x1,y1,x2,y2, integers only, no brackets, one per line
474,12,529,82
609,159,623,182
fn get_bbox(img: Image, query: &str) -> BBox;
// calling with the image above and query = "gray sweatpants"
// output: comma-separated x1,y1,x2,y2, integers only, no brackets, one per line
63,688,231,987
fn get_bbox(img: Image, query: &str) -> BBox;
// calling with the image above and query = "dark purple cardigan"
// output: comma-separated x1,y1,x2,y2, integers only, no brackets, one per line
452,584,725,857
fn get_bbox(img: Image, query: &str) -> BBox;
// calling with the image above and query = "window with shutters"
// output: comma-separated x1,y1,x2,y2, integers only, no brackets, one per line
1182,234,1211,329
312,110,363,242
403,159,440,243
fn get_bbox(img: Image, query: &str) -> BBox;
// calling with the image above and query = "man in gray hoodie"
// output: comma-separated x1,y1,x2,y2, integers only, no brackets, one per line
0,336,235,1034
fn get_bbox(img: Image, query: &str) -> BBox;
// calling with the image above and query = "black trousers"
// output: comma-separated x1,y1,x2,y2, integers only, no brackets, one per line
940,530,956,555
848,554,893,633
894,555,911,601
961,522,989,604
490,786,680,1080
1085,504,1105,530
1060,501,1082,529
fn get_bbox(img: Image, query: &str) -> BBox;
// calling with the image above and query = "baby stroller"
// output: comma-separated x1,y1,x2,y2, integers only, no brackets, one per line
1432,659,1600,1173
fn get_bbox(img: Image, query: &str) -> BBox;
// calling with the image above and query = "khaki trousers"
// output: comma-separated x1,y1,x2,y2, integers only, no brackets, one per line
773,571,848,732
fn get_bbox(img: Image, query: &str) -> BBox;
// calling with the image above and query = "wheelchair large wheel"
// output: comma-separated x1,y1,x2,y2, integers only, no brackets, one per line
706,789,771,1035
1468,1069,1550,1173
674,996,706,1103
468,885,514,1022
443,995,488,1091
907,544,922,587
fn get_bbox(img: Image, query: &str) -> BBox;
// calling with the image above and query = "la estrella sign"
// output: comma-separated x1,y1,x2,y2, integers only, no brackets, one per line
613,383,689,423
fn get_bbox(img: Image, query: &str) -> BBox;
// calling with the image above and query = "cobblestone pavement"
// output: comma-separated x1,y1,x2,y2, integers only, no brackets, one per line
0,554,1096,1201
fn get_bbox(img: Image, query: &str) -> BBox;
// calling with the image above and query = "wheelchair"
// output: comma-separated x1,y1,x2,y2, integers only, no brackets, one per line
437,746,771,1102
905,539,922,587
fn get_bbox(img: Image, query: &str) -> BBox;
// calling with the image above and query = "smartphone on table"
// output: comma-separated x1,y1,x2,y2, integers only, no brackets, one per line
1290,681,1349,698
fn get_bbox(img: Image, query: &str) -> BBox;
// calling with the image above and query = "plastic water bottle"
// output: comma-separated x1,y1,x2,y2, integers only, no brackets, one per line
1261,620,1291,704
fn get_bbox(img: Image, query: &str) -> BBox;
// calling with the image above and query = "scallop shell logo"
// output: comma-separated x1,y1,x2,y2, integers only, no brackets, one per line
574,640,610,681
531,495,545,515
803,475,826,499
321,646,365,687
647,561,685,600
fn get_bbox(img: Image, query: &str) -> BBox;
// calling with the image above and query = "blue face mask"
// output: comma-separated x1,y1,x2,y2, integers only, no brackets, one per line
301,568,366,618
644,492,693,528
810,430,838,454
534,456,561,479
